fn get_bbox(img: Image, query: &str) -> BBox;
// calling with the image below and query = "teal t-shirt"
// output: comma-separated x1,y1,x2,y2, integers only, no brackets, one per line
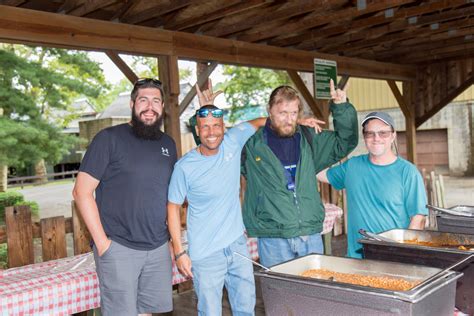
327,154,428,258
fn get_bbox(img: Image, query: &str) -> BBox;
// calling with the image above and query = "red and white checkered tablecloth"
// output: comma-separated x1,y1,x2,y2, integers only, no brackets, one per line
0,253,99,316
0,238,258,316
322,203,343,235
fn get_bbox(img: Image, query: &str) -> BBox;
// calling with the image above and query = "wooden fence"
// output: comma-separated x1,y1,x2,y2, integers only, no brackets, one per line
7,170,78,188
1,202,91,268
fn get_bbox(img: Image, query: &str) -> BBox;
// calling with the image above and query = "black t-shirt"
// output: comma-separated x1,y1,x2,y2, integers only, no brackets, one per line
79,123,177,250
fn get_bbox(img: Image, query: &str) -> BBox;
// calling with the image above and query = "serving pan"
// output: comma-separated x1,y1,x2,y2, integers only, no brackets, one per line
255,254,461,316
360,228,474,314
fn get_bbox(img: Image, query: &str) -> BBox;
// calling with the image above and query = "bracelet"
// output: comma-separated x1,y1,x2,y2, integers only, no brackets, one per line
175,250,187,261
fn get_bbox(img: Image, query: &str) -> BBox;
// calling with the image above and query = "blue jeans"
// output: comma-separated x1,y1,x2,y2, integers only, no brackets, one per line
192,235,256,316
258,233,323,267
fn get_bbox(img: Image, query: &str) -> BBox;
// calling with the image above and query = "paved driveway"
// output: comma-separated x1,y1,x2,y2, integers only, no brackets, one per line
18,180,75,219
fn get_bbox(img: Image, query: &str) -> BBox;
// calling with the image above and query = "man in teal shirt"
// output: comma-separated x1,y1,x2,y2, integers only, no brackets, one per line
317,112,427,258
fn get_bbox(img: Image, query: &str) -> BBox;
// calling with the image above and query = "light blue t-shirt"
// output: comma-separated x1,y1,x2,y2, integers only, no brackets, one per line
327,154,428,258
168,122,255,261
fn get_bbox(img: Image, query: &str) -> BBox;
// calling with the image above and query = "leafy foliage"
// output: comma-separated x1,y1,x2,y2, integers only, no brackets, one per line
0,190,39,225
218,66,291,123
0,44,108,169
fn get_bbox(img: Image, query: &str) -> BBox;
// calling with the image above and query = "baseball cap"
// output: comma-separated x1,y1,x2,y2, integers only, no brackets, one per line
361,111,395,129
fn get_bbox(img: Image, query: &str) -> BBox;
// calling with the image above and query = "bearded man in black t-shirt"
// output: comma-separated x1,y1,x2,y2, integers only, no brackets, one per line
73,78,177,316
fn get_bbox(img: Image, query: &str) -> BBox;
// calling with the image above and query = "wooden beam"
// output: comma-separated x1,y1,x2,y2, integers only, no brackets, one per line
287,70,323,119
293,0,470,50
237,0,390,43
338,75,350,90
165,0,269,31
179,61,218,115
109,0,141,22
121,0,193,24
416,73,474,127
402,82,417,164
67,0,117,17
105,50,138,83
387,80,411,119
0,5,416,81
204,0,328,38
159,55,182,157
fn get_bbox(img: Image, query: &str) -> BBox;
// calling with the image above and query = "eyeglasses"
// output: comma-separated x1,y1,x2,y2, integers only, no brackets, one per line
363,130,393,139
196,108,224,118
134,78,162,87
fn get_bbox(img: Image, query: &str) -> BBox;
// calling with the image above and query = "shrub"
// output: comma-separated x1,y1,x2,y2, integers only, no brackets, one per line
0,244,7,269
0,191,24,223
0,191,39,223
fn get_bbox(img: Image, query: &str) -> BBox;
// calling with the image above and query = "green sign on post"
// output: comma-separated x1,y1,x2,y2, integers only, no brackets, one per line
314,58,337,99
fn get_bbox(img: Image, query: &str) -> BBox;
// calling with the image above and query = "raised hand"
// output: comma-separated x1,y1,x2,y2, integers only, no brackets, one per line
298,116,326,134
195,78,223,107
330,79,349,104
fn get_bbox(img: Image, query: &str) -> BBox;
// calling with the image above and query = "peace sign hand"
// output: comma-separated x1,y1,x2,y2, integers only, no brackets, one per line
330,79,349,104
195,78,223,107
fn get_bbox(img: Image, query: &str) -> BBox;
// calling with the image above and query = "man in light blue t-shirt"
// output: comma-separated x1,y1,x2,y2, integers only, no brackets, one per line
168,104,261,315
317,111,428,258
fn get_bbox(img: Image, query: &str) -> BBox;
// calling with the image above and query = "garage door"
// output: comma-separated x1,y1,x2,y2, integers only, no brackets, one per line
397,129,449,174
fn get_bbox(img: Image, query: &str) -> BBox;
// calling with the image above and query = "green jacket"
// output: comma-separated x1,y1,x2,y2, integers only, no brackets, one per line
241,102,358,238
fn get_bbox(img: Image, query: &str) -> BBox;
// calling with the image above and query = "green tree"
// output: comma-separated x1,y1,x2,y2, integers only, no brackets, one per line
218,66,291,123
0,44,108,174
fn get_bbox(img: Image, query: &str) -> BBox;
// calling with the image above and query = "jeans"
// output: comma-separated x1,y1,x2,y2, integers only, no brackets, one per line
258,233,323,267
192,234,256,316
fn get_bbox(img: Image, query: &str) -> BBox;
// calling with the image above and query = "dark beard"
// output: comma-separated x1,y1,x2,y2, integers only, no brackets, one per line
131,107,164,140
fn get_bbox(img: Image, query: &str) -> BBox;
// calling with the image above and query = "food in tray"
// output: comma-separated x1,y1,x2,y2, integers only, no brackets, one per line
404,239,474,250
301,269,420,291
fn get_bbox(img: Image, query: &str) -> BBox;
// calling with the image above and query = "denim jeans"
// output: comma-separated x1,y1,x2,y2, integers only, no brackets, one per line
191,234,256,316
258,233,323,267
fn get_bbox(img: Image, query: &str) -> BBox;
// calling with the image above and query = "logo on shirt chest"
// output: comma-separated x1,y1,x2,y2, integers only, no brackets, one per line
161,147,170,157
224,153,233,162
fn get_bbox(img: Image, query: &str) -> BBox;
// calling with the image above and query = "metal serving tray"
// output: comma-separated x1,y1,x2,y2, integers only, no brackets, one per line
255,254,461,316
360,228,474,314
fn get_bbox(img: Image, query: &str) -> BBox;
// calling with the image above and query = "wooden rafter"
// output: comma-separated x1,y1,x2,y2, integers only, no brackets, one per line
416,72,474,127
0,5,415,81
67,0,117,17
109,0,141,22
338,75,350,90
121,0,193,25
240,0,417,44
204,0,327,38
105,51,138,84
179,61,218,115
312,3,474,53
387,80,411,119
324,18,474,57
294,0,469,50
165,0,269,31
0,0,472,65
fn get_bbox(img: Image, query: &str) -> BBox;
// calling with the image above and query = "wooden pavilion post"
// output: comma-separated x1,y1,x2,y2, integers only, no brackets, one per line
159,55,182,157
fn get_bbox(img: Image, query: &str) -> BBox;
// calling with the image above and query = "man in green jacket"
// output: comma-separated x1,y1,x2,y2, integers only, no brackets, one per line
242,80,358,267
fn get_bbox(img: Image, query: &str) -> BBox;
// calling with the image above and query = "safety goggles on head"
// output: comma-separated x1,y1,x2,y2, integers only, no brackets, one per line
196,108,224,118
363,130,393,139
133,78,162,88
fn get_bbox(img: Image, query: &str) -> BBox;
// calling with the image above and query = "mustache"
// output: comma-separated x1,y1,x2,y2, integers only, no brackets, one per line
140,109,160,116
